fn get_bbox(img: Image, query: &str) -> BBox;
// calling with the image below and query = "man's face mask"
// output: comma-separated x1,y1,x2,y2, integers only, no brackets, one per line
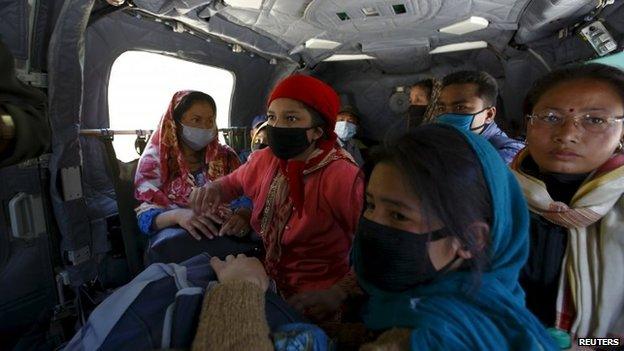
436,107,491,133
266,125,317,160
352,217,458,292
335,121,357,141
408,105,428,121
180,124,216,151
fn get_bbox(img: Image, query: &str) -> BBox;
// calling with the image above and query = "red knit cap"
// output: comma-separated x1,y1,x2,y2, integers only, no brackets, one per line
268,74,340,132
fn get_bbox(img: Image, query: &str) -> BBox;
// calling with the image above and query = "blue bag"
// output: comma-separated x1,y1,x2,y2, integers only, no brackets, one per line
64,253,303,350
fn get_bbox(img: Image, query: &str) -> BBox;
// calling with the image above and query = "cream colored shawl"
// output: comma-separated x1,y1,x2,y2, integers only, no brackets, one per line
511,150,624,339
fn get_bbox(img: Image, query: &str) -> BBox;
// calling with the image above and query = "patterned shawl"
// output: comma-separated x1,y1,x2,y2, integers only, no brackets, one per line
511,149,624,339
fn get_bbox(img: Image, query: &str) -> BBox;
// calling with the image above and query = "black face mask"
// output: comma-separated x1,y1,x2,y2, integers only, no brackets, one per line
408,105,428,120
353,217,457,292
266,125,313,160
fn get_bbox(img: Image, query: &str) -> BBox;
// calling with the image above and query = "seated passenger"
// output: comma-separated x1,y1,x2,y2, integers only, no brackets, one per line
250,121,268,154
239,114,268,163
190,75,364,313
191,124,558,351
435,70,524,164
512,63,624,340
134,91,251,240
335,106,366,166
407,78,434,127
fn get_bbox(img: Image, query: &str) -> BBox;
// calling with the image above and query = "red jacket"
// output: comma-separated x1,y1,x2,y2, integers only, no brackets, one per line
218,147,364,295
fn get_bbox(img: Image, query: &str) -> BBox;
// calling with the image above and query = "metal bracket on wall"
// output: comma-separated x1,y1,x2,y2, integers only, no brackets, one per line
8,192,46,240
14,69,48,88
60,166,84,201
66,246,91,266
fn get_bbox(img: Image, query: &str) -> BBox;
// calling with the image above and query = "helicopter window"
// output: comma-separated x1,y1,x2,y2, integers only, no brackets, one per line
108,50,235,162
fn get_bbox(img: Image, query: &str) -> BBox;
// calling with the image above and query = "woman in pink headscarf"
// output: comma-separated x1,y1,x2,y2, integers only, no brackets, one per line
134,91,251,240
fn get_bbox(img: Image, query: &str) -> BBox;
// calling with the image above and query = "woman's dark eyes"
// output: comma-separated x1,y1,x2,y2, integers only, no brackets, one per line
544,114,561,122
586,117,607,125
266,115,297,122
391,212,406,221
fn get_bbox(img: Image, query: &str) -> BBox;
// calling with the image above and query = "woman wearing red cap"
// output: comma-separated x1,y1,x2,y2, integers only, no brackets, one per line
190,75,365,320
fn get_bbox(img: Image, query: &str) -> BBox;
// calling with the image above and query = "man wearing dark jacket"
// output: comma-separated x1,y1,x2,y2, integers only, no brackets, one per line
434,70,524,164
0,39,50,167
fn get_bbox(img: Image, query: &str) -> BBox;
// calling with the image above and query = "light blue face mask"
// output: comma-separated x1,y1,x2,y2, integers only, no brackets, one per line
335,121,358,141
436,107,491,133
181,124,217,151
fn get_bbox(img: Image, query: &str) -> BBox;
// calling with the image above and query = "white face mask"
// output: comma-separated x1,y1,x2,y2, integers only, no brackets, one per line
335,121,357,141
181,124,217,151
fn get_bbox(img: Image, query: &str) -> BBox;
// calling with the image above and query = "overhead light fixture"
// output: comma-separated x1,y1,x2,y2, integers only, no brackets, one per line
429,41,488,54
323,54,376,62
224,0,263,10
361,7,380,17
106,0,125,6
439,16,489,35
231,44,243,53
305,38,342,50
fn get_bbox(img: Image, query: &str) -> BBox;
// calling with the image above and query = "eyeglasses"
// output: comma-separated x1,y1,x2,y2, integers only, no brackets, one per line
527,112,624,133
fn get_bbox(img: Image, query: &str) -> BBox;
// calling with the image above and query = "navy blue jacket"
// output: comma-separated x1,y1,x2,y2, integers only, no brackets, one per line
481,122,524,164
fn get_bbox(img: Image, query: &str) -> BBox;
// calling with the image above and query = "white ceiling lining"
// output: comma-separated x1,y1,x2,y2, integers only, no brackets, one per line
129,0,578,69
217,0,531,65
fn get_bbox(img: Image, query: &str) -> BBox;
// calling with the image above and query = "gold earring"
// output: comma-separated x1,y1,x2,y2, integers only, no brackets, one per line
617,141,623,153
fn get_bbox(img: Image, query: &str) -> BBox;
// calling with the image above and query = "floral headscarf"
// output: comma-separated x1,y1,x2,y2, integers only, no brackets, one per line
134,91,240,214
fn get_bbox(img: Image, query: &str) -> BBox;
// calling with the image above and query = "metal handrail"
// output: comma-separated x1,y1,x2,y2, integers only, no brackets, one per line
79,129,153,137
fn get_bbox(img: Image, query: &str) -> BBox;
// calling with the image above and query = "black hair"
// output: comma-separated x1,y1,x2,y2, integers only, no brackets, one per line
369,124,492,282
301,104,331,140
523,63,624,116
173,91,217,124
411,78,434,97
442,71,498,107
338,106,360,123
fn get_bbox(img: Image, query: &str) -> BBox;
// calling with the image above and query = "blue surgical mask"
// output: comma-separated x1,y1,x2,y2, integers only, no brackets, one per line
436,107,491,133
181,124,217,151
335,121,357,141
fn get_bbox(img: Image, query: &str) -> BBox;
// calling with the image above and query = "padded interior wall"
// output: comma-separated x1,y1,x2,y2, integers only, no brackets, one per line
500,1,624,133
0,0,63,71
0,0,30,60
